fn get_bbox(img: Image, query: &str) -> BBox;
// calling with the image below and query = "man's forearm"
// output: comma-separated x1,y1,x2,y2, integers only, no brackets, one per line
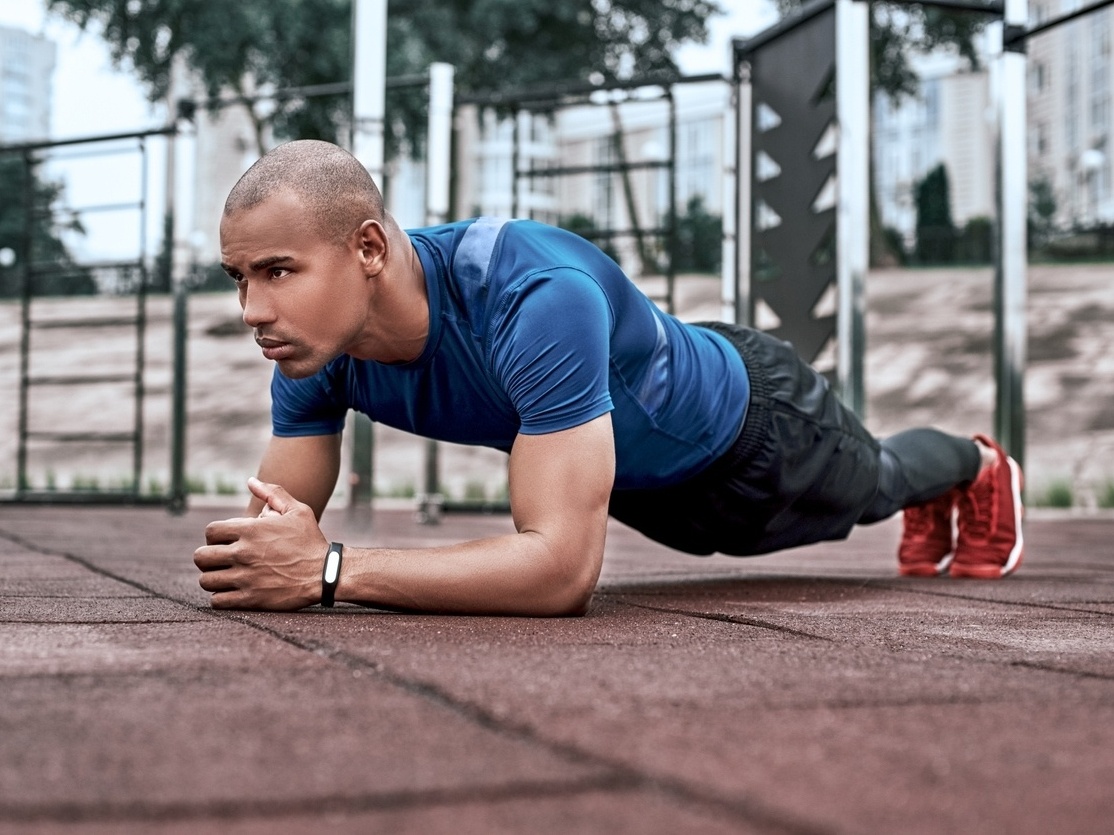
334,530,603,616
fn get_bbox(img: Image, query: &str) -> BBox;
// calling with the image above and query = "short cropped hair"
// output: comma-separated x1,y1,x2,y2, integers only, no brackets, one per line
224,140,384,244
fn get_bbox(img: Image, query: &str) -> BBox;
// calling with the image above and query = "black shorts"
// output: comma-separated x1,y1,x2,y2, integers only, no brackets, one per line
608,322,883,556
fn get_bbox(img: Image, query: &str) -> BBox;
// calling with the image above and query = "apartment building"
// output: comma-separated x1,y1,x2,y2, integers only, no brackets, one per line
872,50,996,248
1028,4,1113,227
0,24,55,143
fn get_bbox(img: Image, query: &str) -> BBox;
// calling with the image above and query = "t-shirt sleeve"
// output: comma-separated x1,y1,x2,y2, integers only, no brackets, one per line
489,268,614,435
270,365,348,437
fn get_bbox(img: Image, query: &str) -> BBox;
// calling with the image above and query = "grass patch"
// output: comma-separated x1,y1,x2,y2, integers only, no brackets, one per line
462,480,488,502
213,476,239,495
71,474,101,492
1098,481,1114,510
1034,479,1074,508
377,482,416,499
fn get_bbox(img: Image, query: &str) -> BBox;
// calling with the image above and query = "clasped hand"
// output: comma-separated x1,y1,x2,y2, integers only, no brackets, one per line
194,477,329,610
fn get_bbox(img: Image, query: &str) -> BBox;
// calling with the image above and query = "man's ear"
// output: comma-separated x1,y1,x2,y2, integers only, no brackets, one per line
356,219,388,277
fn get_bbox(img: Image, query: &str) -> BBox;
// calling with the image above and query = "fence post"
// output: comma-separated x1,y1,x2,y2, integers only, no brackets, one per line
996,0,1028,468
835,0,869,417
420,62,455,525
349,0,389,512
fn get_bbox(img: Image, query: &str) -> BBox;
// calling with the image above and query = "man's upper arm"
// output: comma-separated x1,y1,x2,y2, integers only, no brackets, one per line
250,433,342,519
507,413,616,610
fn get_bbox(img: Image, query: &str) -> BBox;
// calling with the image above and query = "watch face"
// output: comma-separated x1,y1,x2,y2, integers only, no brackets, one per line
324,549,341,583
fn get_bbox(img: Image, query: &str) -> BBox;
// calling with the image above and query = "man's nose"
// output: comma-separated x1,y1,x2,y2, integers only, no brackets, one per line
241,285,275,327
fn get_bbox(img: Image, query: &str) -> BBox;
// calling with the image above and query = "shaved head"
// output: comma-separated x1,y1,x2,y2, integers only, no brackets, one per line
224,140,384,244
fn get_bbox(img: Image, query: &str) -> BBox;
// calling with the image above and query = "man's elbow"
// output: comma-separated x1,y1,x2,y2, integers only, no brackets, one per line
535,547,601,617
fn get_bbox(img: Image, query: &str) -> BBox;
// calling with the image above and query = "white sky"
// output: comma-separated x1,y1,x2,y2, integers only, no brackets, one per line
0,0,777,258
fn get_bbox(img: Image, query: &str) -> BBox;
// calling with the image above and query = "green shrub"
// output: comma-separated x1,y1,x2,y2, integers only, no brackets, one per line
463,480,488,502
1098,481,1114,510
71,474,101,492
1040,480,1074,508
214,477,239,495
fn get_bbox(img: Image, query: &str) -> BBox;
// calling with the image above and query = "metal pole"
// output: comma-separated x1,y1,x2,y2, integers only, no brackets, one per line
511,112,521,218
16,152,34,495
835,0,869,418
133,136,149,495
169,269,188,513
349,0,388,510
735,60,753,327
352,0,388,184
426,63,454,225
420,62,454,524
996,0,1028,466
665,89,678,316
720,74,738,324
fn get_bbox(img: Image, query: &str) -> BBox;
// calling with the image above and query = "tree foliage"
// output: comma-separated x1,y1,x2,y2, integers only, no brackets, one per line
914,163,956,264
774,0,988,105
673,195,721,273
0,156,93,297
46,0,722,154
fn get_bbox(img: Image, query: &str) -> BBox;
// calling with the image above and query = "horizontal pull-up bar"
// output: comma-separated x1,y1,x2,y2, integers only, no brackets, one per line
455,72,727,108
0,126,175,155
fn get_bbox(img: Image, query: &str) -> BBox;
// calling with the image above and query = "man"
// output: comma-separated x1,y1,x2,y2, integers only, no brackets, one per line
194,140,1024,615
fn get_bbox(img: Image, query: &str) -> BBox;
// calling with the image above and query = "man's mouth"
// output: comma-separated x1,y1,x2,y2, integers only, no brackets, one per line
255,336,293,361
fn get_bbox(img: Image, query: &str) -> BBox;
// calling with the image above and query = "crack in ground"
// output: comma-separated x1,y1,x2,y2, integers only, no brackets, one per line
613,597,835,641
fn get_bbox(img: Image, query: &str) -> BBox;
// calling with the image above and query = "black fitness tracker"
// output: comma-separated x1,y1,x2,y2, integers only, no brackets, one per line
321,542,343,607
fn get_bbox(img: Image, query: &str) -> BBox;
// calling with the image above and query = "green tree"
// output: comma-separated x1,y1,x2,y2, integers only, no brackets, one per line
1028,177,1057,251
559,212,620,264
914,163,956,264
0,156,93,298
673,194,722,273
775,0,987,101
47,0,721,156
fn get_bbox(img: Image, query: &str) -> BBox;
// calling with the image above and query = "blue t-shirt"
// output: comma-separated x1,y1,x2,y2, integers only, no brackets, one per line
271,218,749,490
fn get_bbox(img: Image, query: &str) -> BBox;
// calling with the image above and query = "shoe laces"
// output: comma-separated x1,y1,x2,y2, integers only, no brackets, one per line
961,467,999,541
903,504,937,537
903,493,952,538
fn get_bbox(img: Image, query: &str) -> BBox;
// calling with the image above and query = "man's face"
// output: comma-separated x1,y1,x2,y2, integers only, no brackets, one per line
219,190,369,379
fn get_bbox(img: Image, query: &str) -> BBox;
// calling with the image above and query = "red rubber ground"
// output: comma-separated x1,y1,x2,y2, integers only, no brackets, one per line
1,504,1112,833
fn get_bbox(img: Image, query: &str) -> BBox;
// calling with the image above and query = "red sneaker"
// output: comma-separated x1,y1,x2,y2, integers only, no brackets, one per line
951,435,1024,579
898,489,957,576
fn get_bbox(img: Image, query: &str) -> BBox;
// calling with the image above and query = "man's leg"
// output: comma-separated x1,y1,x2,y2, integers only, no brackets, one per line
861,428,978,576
862,429,1023,578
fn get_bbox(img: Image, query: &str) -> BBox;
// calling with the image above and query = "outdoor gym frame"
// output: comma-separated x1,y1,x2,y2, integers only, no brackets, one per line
730,0,1114,472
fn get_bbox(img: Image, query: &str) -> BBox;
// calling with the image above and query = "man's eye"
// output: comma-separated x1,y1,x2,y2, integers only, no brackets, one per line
270,267,290,278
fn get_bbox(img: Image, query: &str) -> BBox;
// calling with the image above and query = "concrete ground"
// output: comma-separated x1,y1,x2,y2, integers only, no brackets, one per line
1,504,1112,834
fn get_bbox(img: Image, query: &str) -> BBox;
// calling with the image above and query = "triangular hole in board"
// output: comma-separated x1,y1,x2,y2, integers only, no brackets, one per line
812,121,838,160
756,199,782,230
812,335,837,374
755,298,783,330
811,174,837,214
756,150,782,182
756,102,782,133
810,281,838,319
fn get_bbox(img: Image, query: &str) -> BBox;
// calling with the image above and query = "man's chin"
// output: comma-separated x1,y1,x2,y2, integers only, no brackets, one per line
274,356,325,380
